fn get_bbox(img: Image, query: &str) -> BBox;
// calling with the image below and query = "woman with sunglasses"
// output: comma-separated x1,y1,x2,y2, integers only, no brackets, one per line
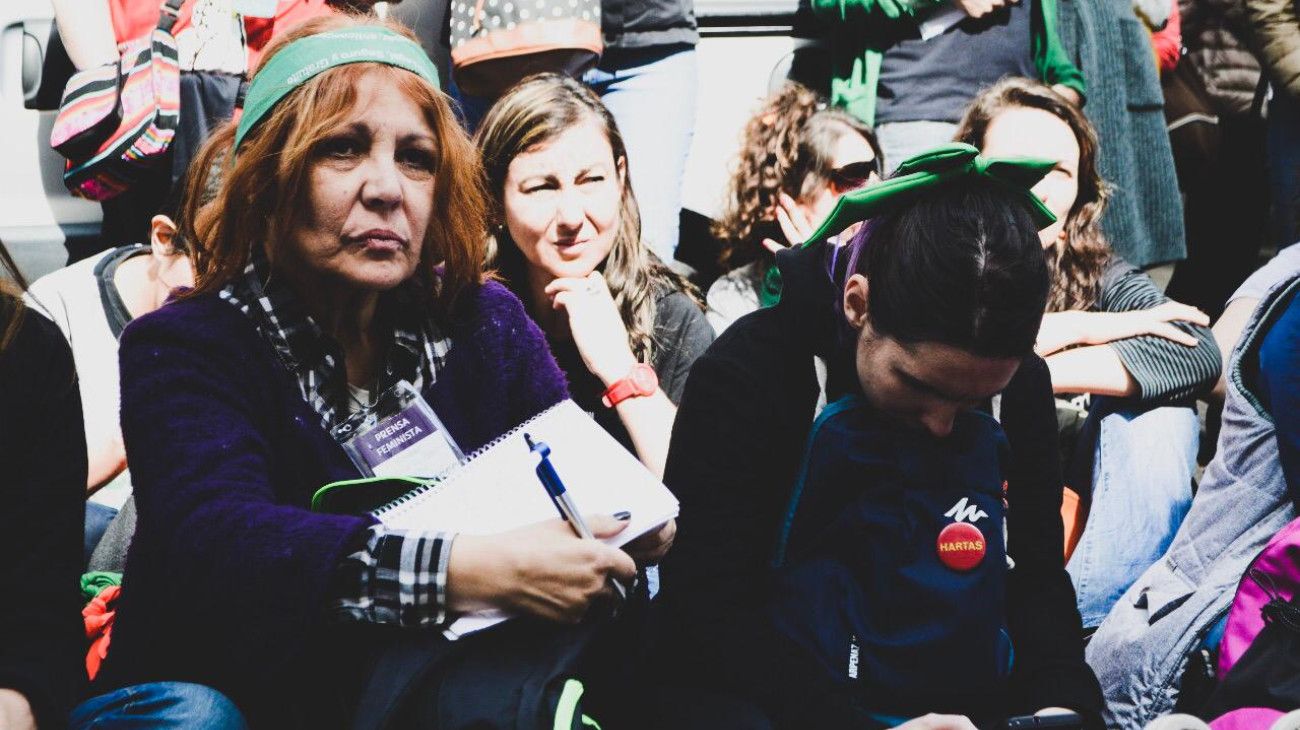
706,82,883,334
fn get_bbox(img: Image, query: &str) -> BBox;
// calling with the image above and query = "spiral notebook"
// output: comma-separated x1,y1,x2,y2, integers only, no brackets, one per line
371,399,680,637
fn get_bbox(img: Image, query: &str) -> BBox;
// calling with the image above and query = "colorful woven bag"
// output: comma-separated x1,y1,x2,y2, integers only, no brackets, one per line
51,0,184,201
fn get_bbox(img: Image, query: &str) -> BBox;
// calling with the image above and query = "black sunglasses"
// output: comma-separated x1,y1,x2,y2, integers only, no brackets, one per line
829,159,881,192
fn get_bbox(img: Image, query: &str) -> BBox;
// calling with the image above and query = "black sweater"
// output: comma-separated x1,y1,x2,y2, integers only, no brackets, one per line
653,245,1103,728
0,307,87,730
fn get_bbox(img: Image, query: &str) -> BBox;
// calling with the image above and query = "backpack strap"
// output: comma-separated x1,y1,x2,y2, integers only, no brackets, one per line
156,0,187,34
773,394,865,567
350,631,462,730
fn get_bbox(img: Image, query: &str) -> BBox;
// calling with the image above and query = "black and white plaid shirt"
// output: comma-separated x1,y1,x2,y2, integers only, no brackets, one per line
221,249,456,629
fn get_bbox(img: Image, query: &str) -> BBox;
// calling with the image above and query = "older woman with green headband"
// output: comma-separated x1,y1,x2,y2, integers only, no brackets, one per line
651,145,1103,729
70,16,654,729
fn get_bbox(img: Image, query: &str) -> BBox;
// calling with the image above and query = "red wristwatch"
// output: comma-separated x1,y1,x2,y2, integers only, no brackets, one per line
602,363,659,408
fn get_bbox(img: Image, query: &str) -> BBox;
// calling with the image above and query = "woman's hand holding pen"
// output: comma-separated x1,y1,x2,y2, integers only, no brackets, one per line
446,514,637,624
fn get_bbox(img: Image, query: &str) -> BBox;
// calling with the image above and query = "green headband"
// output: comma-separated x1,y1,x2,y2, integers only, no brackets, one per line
234,26,440,152
802,143,1059,245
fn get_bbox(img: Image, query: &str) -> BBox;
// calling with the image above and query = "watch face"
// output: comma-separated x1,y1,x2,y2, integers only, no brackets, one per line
631,364,658,395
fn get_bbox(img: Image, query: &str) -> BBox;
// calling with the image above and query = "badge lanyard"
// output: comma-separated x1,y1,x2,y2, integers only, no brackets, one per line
330,380,466,479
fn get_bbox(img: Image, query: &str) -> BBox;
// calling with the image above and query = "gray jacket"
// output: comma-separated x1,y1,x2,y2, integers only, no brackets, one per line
1085,272,1300,728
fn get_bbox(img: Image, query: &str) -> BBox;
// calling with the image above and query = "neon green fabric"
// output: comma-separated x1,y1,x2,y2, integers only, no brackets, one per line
234,26,440,152
80,571,123,603
555,679,585,730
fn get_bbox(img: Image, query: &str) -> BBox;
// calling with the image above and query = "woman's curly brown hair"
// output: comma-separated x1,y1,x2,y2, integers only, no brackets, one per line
713,82,881,275
955,77,1112,313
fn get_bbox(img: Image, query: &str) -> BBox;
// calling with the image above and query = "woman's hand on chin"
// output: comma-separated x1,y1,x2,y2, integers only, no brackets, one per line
545,272,639,386
445,514,637,623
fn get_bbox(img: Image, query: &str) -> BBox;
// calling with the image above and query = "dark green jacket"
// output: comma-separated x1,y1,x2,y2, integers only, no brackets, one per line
811,0,1086,125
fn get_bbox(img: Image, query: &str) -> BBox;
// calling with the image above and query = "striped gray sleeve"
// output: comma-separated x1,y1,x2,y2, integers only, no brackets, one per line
1099,265,1222,403
330,524,455,628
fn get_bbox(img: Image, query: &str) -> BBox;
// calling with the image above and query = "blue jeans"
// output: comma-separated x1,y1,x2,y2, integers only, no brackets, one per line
1269,91,1300,248
584,45,697,263
1066,404,1199,628
84,502,118,567
70,682,247,729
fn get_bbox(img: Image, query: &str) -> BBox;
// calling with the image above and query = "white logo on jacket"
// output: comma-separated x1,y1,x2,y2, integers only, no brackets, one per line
944,497,988,524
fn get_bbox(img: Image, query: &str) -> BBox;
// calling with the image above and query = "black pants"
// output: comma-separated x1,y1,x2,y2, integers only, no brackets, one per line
1166,114,1270,319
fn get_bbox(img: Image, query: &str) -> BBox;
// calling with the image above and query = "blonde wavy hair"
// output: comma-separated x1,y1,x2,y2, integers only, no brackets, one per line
181,15,489,322
476,73,699,363
954,77,1112,312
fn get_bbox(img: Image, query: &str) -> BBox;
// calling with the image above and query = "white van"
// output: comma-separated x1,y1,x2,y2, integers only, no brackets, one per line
1,0,102,281
5,0,810,282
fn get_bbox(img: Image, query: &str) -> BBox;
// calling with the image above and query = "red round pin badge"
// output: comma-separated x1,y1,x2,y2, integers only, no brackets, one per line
937,522,986,571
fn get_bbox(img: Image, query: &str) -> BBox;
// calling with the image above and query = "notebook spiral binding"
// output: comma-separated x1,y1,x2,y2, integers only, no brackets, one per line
370,402,563,519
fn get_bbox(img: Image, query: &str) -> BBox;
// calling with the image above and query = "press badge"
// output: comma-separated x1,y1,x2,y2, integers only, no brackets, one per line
331,381,466,479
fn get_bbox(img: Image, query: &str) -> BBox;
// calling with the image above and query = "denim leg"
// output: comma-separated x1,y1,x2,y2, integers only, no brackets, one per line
1268,92,1300,248
70,682,248,730
874,121,958,174
584,46,697,263
84,502,119,567
1067,404,1199,627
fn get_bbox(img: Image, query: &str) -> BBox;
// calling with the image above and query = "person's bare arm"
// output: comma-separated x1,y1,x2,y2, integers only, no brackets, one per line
1045,346,1139,396
0,690,36,730
51,0,118,70
86,433,128,495
1207,297,1259,404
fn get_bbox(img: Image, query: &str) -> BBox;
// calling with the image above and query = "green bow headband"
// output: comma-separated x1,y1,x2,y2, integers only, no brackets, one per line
802,142,1059,245
235,26,441,153
758,144,1059,307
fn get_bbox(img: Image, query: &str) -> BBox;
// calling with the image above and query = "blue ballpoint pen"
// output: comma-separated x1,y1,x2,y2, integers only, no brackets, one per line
525,433,628,602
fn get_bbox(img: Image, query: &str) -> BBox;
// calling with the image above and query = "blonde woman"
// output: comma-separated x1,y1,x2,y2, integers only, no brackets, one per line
477,73,714,480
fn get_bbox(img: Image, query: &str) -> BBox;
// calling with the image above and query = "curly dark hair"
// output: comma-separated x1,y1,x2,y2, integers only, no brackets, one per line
954,77,1112,313
713,82,882,275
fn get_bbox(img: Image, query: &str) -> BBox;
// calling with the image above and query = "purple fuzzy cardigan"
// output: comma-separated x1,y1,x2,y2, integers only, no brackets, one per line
96,281,568,723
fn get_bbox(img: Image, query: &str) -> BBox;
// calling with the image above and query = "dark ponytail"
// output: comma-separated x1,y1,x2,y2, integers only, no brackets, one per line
847,179,1049,358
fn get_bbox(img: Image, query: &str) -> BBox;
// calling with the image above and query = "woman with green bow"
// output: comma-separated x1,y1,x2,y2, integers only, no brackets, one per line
651,145,1104,729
